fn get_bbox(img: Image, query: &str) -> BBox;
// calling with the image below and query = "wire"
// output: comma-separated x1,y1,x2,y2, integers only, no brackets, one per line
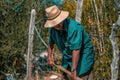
34,25,48,48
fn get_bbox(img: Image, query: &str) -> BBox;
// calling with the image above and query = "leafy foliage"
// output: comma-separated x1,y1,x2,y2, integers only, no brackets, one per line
62,0,76,19
0,0,120,79
82,0,120,79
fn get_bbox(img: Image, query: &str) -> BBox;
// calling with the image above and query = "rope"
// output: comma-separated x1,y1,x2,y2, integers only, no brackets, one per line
34,25,48,48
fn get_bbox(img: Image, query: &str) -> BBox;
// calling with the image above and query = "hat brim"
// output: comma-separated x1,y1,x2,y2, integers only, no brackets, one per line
44,11,69,28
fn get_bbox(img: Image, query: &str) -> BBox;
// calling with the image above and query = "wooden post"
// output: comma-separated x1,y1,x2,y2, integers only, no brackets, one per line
26,9,36,80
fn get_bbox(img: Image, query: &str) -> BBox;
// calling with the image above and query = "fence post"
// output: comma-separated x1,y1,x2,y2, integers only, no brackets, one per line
26,9,36,80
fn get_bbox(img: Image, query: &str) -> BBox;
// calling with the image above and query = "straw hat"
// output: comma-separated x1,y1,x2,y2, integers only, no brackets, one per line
44,5,69,28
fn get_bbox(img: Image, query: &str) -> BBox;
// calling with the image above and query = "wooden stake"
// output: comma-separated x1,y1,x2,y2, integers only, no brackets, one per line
26,9,36,80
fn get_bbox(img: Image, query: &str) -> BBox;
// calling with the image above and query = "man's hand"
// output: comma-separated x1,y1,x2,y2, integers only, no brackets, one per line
47,57,54,66
48,44,54,66
71,50,80,80
71,70,77,80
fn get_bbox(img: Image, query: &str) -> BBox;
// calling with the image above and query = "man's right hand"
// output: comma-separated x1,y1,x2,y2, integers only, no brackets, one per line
47,57,54,66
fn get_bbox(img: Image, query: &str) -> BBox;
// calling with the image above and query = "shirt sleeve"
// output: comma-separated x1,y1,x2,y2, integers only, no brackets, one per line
69,26,83,50
48,28,54,44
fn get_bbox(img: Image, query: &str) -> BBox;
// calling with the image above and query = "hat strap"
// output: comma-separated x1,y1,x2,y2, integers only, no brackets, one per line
48,11,61,20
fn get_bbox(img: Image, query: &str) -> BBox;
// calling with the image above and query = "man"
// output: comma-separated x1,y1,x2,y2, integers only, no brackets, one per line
44,5,94,80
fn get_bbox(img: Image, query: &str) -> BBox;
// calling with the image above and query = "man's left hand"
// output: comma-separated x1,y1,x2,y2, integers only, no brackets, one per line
71,70,77,80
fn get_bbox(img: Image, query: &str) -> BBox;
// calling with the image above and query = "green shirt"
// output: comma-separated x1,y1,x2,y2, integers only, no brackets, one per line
48,18,94,76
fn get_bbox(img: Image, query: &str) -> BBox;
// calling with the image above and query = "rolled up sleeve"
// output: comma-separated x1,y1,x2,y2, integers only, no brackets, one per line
69,28,82,50
48,29,54,44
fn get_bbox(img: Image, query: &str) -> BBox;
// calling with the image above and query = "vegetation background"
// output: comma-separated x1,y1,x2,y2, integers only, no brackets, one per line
0,0,120,79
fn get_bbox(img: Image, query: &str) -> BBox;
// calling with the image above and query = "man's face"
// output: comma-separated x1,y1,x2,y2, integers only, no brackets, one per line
54,22,63,31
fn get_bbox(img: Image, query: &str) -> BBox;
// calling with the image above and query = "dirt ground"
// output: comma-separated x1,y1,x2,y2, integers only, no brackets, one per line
24,72,65,80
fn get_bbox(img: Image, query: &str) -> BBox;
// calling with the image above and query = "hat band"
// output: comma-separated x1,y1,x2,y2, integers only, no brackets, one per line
48,11,61,20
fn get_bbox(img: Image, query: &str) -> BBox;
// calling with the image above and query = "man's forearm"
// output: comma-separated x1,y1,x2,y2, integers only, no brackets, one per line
48,44,54,58
48,44,54,65
72,50,80,69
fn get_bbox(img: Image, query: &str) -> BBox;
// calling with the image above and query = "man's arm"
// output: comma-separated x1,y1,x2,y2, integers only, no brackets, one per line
72,50,80,70
47,44,54,65
71,50,80,80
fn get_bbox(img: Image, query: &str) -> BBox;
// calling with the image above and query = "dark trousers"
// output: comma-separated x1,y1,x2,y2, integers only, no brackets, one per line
79,69,93,80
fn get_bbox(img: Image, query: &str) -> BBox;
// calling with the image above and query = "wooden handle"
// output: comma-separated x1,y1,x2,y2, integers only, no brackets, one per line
53,64,82,80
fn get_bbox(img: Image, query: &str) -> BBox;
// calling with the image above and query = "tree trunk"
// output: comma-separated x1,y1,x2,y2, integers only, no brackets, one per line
110,17,120,80
75,0,83,22
110,0,120,80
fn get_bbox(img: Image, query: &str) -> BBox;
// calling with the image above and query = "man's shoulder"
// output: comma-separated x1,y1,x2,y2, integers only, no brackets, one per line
67,18,84,30
49,27,56,34
49,27,54,30
66,18,80,24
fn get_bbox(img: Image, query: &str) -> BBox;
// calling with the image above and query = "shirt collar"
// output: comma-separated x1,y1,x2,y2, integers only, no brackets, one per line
62,18,68,32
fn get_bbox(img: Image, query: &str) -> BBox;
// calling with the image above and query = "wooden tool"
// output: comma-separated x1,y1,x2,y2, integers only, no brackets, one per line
53,64,83,80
